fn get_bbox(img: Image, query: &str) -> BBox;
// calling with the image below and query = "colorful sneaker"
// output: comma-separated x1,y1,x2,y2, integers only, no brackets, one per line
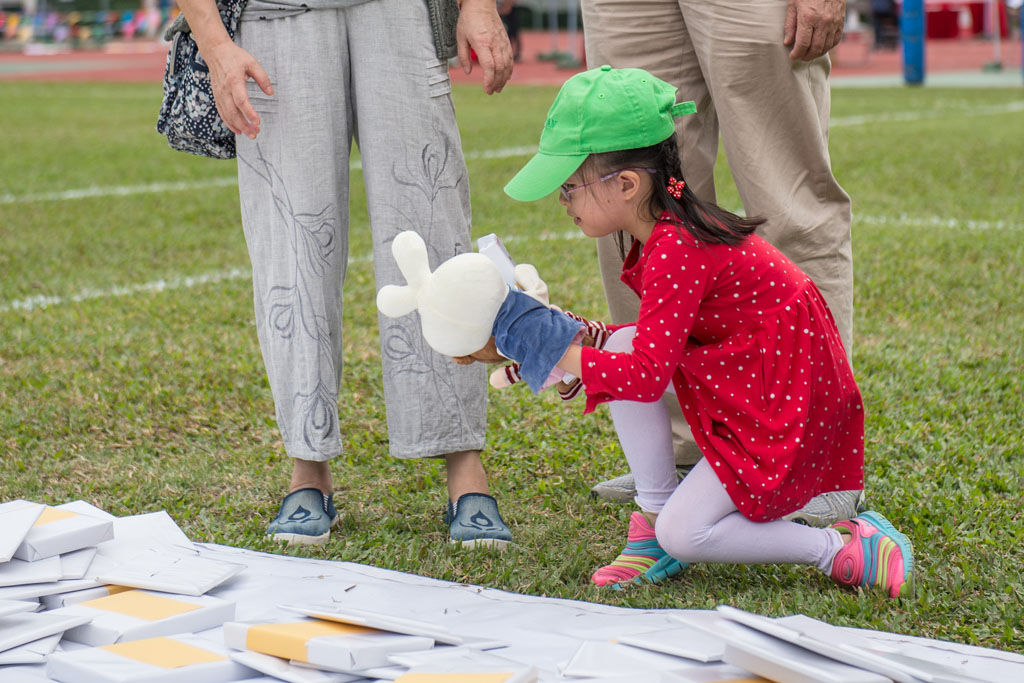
830,511,914,598
784,490,866,528
592,512,688,589
446,493,512,549
266,488,338,546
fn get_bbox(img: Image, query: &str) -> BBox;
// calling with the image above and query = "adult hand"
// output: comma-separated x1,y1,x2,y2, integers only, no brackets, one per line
452,337,507,365
203,39,273,139
783,0,846,61
456,0,514,94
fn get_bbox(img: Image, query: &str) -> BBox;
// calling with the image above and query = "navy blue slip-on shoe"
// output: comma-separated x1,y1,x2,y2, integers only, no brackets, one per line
446,493,512,549
266,487,339,546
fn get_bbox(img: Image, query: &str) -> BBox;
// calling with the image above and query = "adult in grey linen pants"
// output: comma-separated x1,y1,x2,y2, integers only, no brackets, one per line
582,0,864,526
176,0,515,545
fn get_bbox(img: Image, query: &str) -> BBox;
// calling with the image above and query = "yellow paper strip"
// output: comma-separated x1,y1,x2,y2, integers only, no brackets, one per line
34,507,78,526
246,620,377,663
81,590,202,621
100,637,226,669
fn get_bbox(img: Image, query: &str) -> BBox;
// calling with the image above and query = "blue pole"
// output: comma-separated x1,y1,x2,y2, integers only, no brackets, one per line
901,0,925,85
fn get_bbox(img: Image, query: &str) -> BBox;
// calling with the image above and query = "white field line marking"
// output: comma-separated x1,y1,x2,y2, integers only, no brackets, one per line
830,100,1024,127
3,99,1022,205
0,146,539,205
1,216,1017,314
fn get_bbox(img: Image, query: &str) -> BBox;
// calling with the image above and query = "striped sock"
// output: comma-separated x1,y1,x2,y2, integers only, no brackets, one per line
592,512,676,587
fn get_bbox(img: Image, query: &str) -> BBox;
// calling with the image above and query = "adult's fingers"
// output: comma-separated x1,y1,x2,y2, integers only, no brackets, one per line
208,43,268,138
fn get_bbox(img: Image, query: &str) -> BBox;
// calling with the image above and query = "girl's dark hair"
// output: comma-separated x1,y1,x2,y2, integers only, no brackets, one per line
583,135,765,257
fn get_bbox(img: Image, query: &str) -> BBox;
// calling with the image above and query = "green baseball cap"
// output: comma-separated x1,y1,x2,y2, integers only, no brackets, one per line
504,65,696,202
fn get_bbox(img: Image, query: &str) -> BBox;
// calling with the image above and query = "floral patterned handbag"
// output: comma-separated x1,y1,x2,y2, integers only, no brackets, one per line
156,1,248,159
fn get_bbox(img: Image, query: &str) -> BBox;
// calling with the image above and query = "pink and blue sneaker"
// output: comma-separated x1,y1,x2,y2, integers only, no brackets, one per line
592,512,688,589
830,510,914,598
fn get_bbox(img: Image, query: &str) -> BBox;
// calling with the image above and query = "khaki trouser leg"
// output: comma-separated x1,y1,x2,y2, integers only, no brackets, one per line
583,0,852,470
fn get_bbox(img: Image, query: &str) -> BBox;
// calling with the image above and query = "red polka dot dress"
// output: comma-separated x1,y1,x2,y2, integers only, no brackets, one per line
580,217,864,522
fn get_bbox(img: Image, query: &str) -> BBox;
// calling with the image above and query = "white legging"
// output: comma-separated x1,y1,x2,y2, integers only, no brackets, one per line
606,327,843,571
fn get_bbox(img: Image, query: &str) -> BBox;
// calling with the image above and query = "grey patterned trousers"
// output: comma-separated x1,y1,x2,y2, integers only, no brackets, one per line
234,0,487,462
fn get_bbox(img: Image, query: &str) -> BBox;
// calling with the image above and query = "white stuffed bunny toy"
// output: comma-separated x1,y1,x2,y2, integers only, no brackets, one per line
376,231,585,393
375,231,508,358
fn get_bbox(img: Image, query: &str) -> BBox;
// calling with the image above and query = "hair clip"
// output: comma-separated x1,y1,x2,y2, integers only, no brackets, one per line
667,177,685,199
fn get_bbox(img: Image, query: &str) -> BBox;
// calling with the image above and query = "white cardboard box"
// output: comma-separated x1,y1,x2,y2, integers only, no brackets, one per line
54,589,235,646
13,503,114,562
0,500,45,562
46,634,259,683
223,618,435,673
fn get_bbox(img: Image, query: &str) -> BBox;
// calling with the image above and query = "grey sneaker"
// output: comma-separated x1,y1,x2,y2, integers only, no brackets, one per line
590,466,692,503
266,488,339,546
445,493,512,549
783,490,866,528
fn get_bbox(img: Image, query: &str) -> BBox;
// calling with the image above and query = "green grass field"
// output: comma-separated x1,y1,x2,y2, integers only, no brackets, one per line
1,81,1022,652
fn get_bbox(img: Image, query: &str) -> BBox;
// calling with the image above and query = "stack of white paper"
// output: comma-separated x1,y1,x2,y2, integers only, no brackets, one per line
0,598,37,617
0,500,45,562
14,503,114,562
46,635,259,683
0,610,92,653
393,670,538,683
40,584,134,610
229,650,364,683
0,556,63,587
718,617,890,683
388,646,542,683
223,618,435,673
0,632,62,666
717,605,982,683
59,547,98,580
560,640,714,679
280,602,471,646
617,624,727,663
53,588,235,645
93,544,246,596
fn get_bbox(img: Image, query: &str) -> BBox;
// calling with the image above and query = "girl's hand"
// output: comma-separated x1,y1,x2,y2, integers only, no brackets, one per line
452,337,507,365
203,40,273,139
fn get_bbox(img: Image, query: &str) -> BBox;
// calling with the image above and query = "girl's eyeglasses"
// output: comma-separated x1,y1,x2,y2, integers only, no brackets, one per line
559,168,657,202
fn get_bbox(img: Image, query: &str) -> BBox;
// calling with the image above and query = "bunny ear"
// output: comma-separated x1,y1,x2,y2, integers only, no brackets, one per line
376,231,432,319
376,284,418,318
391,231,431,290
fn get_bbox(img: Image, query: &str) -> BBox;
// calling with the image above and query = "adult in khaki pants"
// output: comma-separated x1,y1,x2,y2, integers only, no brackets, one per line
582,0,862,526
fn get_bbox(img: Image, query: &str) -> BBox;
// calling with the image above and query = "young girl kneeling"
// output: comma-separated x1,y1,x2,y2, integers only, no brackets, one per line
496,66,913,598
